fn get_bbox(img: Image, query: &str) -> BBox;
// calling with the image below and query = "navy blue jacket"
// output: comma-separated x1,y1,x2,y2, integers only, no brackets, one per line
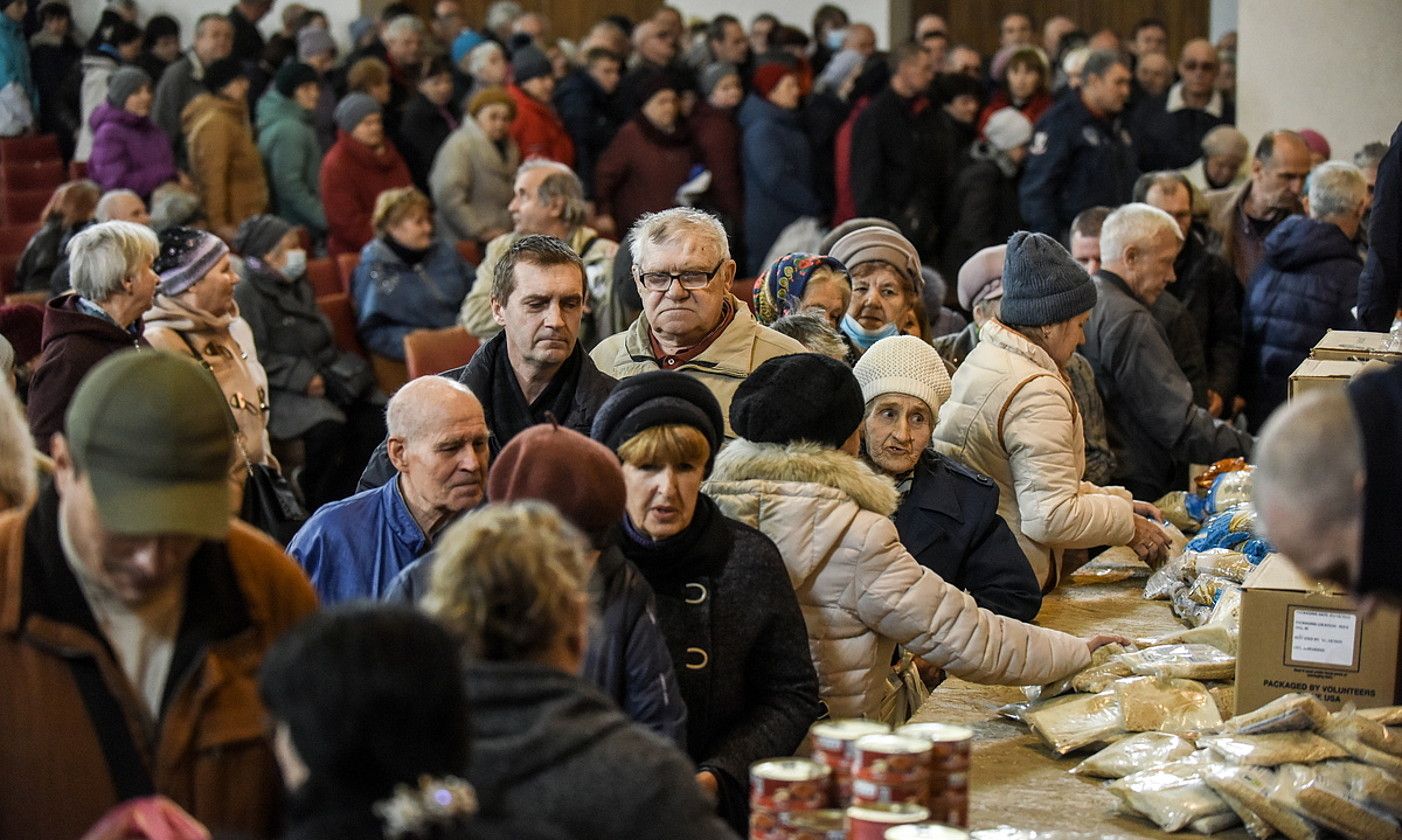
1358,119,1402,331
351,237,473,361
1242,215,1361,428
553,68,626,201
1128,90,1233,171
1019,93,1138,237
894,451,1043,622
738,93,823,274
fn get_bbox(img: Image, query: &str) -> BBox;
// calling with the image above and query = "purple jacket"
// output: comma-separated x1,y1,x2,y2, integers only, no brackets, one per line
87,103,179,199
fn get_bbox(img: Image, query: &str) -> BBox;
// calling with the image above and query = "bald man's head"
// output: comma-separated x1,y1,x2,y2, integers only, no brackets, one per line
386,377,491,531
1179,38,1219,97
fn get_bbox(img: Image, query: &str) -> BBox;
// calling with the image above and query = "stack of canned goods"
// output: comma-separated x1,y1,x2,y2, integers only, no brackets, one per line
750,758,831,840
894,723,973,828
810,719,891,804
850,735,932,807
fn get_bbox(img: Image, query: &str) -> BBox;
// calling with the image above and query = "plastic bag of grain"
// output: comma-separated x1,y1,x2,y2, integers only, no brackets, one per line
1115,676,1223,734
1026,643,1129,701
1209,686,1236,721
1199,732,1349,766
1319,711,1402,775
1109,751,1232,832
1024,688,1123,755
1188,574,1238,607
1144,554,1190,600
1116,644,1237,681
1202,764,1321,840
1186,548,1254,583
1210,693,1329,736
1357,706,1402,726
1171,587,1213,627
1272,763,1400,840
1134,622,1236,656
1070,731,1196,779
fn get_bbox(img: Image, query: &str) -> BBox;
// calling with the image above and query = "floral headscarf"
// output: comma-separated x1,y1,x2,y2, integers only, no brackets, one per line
752,252,850,326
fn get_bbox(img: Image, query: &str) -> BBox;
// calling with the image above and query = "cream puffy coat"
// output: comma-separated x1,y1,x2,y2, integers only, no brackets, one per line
705,439,1091,719
934,321,1135,590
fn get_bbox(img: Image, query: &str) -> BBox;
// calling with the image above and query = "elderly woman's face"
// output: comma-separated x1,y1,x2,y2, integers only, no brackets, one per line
621,455,703,541
863,394,933,476
799,272,848,330
847,265,910,332
387,207,434,251
1042,310,1091,367
127,251,159,313
477,46,508,85
184,253,240,316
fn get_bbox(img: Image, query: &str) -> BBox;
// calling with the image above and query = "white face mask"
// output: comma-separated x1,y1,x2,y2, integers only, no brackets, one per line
281,248,307,280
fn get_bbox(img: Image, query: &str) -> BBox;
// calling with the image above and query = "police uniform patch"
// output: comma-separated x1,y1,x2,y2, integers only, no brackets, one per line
1082,125,1102,146
1029,131,1048,155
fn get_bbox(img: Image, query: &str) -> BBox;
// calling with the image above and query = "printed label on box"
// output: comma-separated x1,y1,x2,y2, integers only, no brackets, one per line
1286,607,1359,669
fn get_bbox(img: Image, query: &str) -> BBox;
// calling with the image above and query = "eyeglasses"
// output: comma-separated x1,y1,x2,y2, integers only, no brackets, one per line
636,260,725,292
1182,60,1218,72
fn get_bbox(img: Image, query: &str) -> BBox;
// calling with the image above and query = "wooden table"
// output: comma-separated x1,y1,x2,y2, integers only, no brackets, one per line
908,574,1250,839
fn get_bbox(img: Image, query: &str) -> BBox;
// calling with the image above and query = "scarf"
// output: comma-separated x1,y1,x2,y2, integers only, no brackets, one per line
840,312,899,350
480,331,582,451
382,235,432,266
617,492,728,586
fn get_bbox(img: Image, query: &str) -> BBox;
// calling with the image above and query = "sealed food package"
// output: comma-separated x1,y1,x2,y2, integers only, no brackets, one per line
1211,693,1330,736
1357,706,1402,726
1070,731,1196,779
1205,587,1242,634
1116,644,1237,681
1115,676,1223,734
1212,785,1278,839
1135,622,1236,656
1068,549,1147,584
1194,457,1249,493
1156,490,1199,533
1199,732,1349,766
1203,468,1255,516
1171,587,1213,626
1029,643,1130,700
1144,554,1190,600
1187,812,1242,834
1273,763,1401,840
1344,761,1402,818
1320,713,1402,774
1109,752,1231,832
1024,689,1123,755
1324,710,1402,756
1209,686,1237,721
1187,549,1254,583
1187,574,1238,607
1202,764,1321,840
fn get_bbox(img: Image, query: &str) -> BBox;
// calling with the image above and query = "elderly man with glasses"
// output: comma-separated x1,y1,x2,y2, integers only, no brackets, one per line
591,208,804,438
1129,38,1235,172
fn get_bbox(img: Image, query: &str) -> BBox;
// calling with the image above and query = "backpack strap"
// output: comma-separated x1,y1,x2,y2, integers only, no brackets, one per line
996,373,1062,454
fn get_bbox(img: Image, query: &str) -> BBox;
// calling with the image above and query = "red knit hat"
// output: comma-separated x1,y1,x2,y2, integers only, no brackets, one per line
487,423,626,550
752,63,796,100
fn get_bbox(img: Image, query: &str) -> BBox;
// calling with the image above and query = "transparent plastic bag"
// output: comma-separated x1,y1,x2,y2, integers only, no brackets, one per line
1186,548,1254,583
1211,693,1330,736
1144,553,1190,600
1172,587,1213,627
1135,622,1236,655
1202,764,1321,840
1273,763,1400,840
1115,644,1237,681
1115,676,1223,734
1320,712,1402,774
1204,469,1255,516
1188,812,1243,834
1356,705,1402,726
1109,752,1231,832
1070,731,1196,779
1030,642,1128,700
1156,490,1200,533
1024,688,1123,755
1210,686,1237,721
1188,574,1238,607
1199,732,1349,766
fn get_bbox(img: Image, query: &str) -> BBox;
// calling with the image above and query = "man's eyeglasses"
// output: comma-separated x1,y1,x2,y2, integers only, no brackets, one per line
1182,60,1218,72
636,260,725,292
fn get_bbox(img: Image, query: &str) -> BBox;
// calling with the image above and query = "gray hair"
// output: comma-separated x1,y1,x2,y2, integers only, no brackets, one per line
1061,46,1090,77
517,159,586,227
149,184,204,232
769,311,847,360
1082,49,1128,81
1201,125,1248,160
0,374,35,511
1100,203,1182,264
1132,170,1192,203
467,40,504,75
386,376,479,441
486,0,523,32
1355,142,1389,172
1308,161,1366,221
383,15,425,41
1255,387,1362,534
67,221,159,302
94,189,142,222
629,207,731,269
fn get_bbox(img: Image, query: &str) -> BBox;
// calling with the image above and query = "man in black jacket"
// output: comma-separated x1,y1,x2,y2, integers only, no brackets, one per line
552,47,626,201
850,41,949,260
1020,49,1138,239
359,235,616,488
1357,119,1402,331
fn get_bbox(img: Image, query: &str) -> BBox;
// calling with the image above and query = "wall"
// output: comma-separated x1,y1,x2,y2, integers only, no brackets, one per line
673,0,894,49
1208,0,1237,42
74,0,364,54
1236,0,1402,163
910,0,1210,58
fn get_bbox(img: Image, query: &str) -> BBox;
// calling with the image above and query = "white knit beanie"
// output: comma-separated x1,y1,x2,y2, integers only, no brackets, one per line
851,335,953,414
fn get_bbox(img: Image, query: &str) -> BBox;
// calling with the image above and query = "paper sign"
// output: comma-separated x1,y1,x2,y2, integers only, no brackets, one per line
1288,608,1359,669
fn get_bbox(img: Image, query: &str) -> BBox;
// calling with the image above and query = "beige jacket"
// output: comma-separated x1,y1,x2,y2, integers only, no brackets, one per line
144,297,277,506
591,297,804,438
429,118,520,243
934,321,1134,590
706,439,1091,719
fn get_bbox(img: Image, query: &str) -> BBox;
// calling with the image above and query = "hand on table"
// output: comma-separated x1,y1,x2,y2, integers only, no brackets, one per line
80,797,211,840
1084,633,1133,654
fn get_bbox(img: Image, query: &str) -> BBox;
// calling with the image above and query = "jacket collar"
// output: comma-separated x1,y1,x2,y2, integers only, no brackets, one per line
621,294,761,379
1165,81,1224,118
1094,269,1145,307
980,319,1058,373
708,439,901,516
893,451,964,559
382,478,431,551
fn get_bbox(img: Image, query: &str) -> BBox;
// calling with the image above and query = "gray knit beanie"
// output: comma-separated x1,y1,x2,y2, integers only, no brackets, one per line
334,92,380,134
298,26,336,62
998,231,1097,326
512,45,552,85
107,67,151,108
698,62,738,97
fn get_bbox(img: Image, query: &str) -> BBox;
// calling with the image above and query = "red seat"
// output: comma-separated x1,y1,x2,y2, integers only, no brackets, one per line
454,239,482,265
305,257,340,299
0,253,23,295
0,222,39,256
0,134,60,162
404,327,479,380
4,160,64,192
335,252,358,293
2,188,53,225
316,293,365,357
68,160,87,181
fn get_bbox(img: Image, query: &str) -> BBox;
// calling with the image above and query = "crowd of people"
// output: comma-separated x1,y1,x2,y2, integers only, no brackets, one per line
0,1,1398,839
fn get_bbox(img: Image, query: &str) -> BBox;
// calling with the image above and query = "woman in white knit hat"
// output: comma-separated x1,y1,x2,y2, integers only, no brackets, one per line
853,335,1043,621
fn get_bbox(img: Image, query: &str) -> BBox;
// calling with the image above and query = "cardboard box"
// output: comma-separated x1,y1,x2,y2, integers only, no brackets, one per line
1235,554,1402,715
1288,358,1372,401
1310,329,1402,363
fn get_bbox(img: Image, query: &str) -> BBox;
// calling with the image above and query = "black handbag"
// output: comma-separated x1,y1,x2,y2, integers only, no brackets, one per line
323,351,376,407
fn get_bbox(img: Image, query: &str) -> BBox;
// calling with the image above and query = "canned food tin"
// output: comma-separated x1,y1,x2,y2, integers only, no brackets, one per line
883,825,971,839
810,719,891,805
750,758,831,840
780,808,847,840
846,803,930,840
895,723,972,827
852,734,933,781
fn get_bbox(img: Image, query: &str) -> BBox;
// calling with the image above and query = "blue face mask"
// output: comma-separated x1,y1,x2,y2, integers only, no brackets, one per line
840,313,899,350
825,29,846,51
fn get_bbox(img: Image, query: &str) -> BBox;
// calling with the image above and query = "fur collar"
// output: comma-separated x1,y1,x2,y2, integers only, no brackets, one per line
709,439,900,516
